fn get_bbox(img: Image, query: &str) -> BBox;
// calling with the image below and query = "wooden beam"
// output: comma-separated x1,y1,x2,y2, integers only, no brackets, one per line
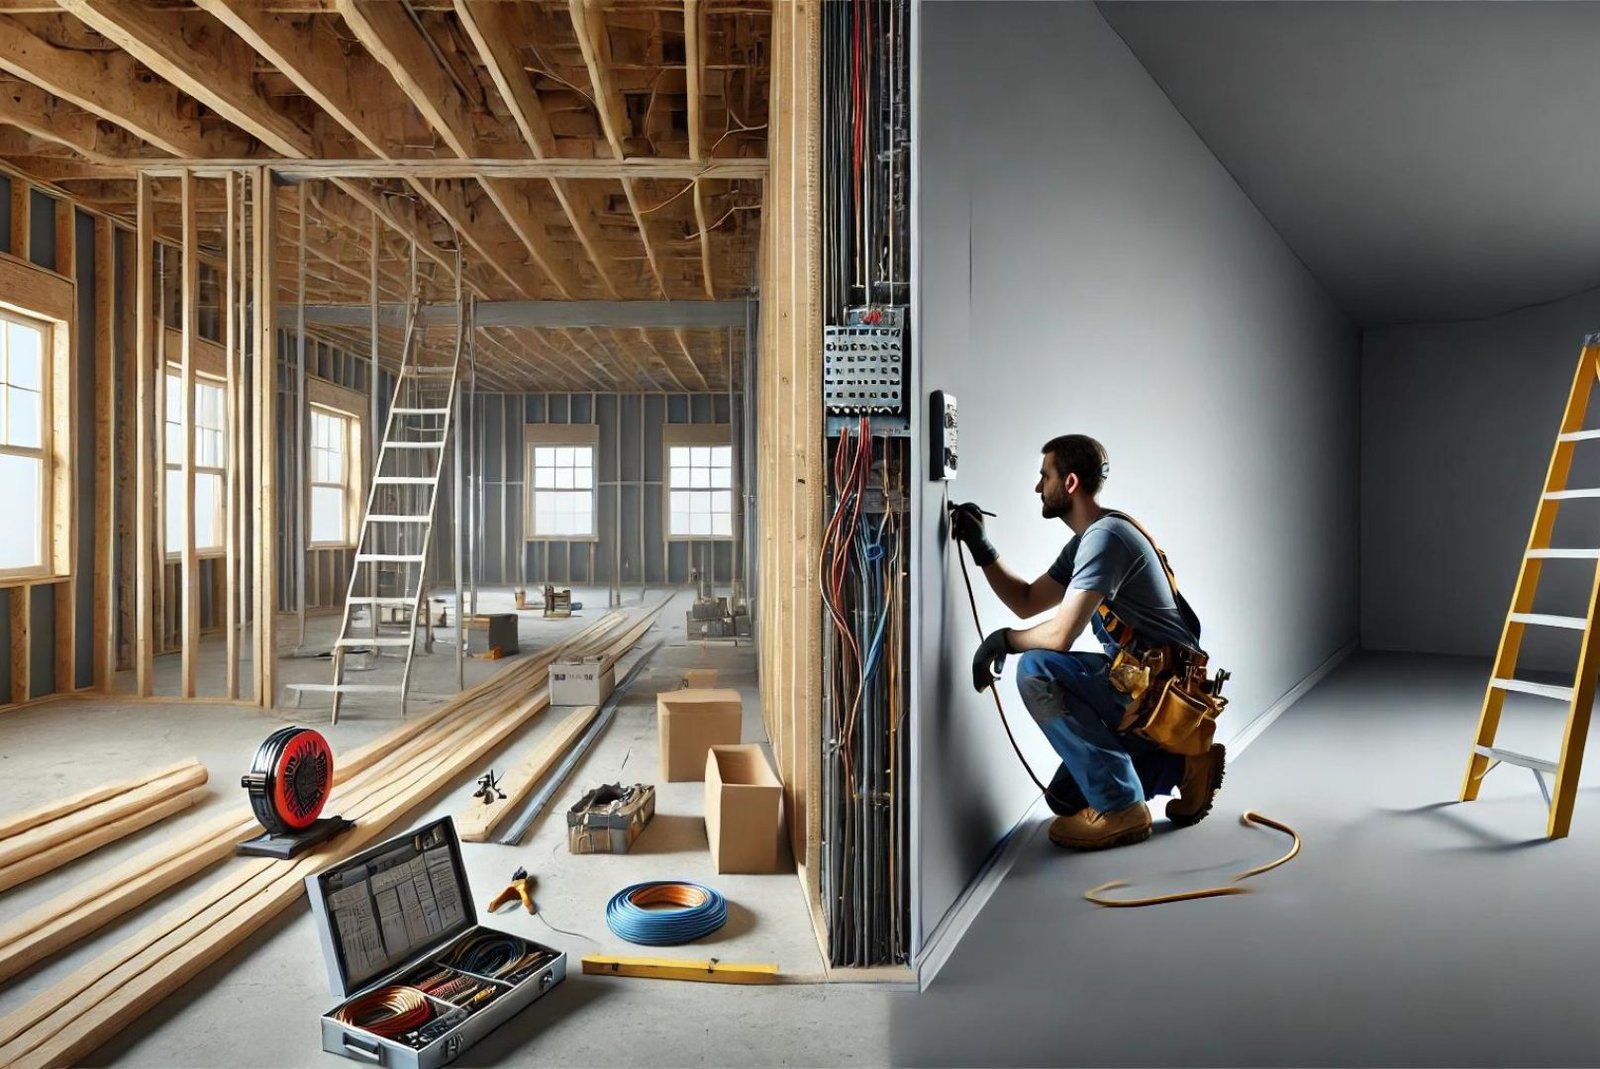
115,228,133,673
180,170,199,697
134,175,154,696
0,76,156,164
253,169,277,707
7,584,26,704
92,217,112,689
454,704,600,842
223,172,238,699
8,172,26,259
136,158,769,180
686,0,715,298
453,0,623,297
58,0,319,159
569,0,671,297
0,14,249,158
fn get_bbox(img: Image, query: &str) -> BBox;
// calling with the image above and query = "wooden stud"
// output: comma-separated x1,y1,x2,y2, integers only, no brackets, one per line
686,0,715,299
7,585,25,705
223,171,238,699
133,175,154,696
180,169,199,697
116,228,134,673
8,173,26,259
53,580,71,698
92,218,113,689
254,168,277,707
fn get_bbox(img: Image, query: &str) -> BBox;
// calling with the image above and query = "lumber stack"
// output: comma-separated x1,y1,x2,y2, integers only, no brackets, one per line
0,610,631,988
0,760,209,894
453,705,601,842
0,601,665,1069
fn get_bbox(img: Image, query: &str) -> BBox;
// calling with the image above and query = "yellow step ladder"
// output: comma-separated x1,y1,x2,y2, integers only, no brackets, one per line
1462,334,1600,838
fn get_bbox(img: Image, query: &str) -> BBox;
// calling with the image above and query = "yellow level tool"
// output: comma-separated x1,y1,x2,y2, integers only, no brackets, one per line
1462,333,1600,838
581,954,780,985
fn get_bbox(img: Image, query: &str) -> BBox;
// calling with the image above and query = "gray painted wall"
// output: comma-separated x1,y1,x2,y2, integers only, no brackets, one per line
914,2,1360,945
430,392,742,591
1363,289,1600,671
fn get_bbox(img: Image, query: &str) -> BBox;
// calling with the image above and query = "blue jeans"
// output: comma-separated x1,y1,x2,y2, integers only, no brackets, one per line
1015,646,1185,815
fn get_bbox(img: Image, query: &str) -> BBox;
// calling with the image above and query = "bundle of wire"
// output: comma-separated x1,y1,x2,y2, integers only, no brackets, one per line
408,967,497,1006
604,881,728,946
332,986,433,1038
444,934,548,979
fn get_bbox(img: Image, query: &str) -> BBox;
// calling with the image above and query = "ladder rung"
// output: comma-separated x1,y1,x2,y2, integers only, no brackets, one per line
1508,613,1589,630
1558,430,1600,442
336,637,413,648
1543,489,1600,500
1491,677,1575,703
374,476,436,485
1475,745,1559,776
354,553,427,563
392,407,450,416
365,515,432,524
1527,548,1600,559
286,682,404,694
383,441,446,450
404,366,456,377
346,597,417,606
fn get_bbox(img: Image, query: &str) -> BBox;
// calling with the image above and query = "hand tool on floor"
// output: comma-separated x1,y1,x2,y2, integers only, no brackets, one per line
487,866,536,914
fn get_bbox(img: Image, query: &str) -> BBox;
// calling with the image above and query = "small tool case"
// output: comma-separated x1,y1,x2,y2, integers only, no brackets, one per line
566,783,656,855
306,816,566,1068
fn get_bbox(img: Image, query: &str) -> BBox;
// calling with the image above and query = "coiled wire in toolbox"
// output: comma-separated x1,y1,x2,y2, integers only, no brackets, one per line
443,934,548,979
331,986,433,1038
605,881,727,946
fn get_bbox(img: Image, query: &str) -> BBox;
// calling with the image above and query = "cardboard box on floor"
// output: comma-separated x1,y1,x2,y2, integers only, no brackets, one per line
682,668,719,689
656,688,742,781
704,744,787,874
551,659,614,706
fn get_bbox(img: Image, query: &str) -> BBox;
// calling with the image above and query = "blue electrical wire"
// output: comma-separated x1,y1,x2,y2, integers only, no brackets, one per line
605,881,728,946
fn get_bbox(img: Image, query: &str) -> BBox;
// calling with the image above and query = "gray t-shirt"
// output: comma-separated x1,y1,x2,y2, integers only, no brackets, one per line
1047,514,1200,653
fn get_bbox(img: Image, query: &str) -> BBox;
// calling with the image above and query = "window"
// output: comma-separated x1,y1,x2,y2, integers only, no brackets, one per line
0,311,48,573
529,444,595,538
310,407,355,546
666,434,733,539
164,372,226,555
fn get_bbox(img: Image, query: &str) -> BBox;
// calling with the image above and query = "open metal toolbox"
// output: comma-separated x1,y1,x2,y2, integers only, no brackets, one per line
305,817,566,1068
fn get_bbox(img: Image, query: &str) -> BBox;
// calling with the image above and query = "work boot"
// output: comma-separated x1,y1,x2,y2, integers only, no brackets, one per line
1047,801,1152,851
1165,743,1226,828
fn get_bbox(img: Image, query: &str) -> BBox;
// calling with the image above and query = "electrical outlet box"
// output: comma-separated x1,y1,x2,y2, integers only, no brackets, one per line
929,390,958,480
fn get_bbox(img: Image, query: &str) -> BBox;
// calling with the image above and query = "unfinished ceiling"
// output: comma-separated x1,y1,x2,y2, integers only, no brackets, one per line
0,0,769,391
1097,0,1600,327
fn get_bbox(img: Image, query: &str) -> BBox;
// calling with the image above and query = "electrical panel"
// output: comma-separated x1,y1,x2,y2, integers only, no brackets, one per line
824,307,905,416
929,390,958,480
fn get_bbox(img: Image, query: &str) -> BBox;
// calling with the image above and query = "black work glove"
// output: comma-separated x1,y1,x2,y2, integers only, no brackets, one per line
950,502,999,567
971,628,1014,693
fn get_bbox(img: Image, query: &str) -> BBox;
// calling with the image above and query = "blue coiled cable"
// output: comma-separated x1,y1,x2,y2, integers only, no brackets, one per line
605,881,728,946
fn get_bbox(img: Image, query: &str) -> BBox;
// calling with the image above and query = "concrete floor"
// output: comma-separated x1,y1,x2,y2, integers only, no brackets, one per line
0,587,894,1067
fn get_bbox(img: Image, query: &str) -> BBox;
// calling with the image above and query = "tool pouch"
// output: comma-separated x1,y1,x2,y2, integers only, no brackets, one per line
1113,650,1230,756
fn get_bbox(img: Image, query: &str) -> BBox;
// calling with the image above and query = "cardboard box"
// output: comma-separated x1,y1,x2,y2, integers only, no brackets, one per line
467,613,519,655
704,745,786,874
550,658,614,706
656,688,742,781
682,668,719,689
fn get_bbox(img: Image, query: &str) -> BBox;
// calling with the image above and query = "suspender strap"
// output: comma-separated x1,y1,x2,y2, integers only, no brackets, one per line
1092,510,1203,648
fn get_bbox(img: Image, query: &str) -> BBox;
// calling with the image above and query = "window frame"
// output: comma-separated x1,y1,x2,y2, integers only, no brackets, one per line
523,423,599,543
0,307,52,578
161,367,228,561
662,423,735,542
307,401,360,550
0,253,73,585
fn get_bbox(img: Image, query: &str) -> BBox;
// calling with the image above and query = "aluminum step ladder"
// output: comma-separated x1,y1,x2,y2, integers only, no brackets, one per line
288,296,464,723
1462,333,1600,838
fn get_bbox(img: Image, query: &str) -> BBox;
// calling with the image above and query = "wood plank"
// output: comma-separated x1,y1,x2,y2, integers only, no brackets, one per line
454,704,600,842
92,218,113,688
116,228,134,673
51,193,72,278
0,607,666,1067
8,169,26,258
254,169,277,706
0,761,206,869
180,169,199,697
223,172,238,699
7,584,26,704
134,182,154,695
0,785,208,897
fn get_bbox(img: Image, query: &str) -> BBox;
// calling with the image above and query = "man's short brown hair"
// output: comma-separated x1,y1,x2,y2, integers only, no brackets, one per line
1042,434,1109,496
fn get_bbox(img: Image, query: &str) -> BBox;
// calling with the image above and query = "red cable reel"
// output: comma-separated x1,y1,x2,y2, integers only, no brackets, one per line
241,726,335,835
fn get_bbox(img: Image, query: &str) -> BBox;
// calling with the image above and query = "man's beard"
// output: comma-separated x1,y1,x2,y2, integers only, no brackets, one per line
1041,493,1067,519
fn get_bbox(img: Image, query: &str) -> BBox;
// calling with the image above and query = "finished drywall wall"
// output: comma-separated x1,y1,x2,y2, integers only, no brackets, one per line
1363,287,1600,671
914,2,1360,947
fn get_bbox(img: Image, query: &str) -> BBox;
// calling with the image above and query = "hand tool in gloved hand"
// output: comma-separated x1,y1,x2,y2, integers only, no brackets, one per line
487,866,536,914
949,502,999,567
971,628,1014,692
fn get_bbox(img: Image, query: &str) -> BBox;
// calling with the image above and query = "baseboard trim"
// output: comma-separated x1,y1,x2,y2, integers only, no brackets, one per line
914,636,1358,991
915,792,1050,991
1227,637,1358,757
